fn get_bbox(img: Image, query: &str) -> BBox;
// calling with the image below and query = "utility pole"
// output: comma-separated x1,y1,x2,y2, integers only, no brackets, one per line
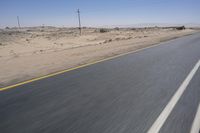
77,9,81,35
17,16,21,29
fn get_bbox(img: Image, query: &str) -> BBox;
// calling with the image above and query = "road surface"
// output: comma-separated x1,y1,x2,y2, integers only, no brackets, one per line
0,33,200,133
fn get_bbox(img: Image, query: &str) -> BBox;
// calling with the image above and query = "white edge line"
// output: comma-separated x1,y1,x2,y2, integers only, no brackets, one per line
190,103,200,133
148,60,200,133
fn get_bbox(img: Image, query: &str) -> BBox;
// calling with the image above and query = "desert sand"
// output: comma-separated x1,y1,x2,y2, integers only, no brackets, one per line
0,27,198,87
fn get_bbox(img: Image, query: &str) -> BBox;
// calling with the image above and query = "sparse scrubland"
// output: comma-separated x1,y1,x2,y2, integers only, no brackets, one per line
0,26,198,86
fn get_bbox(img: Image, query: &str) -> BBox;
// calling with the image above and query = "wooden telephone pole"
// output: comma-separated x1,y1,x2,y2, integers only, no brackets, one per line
77,9,81,35
17,16,21,29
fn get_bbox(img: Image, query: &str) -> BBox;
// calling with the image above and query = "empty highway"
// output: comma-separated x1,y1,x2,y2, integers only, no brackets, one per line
0,33,200,133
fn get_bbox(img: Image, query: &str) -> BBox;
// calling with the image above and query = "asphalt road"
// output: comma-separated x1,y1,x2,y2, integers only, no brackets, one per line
0,33,200,133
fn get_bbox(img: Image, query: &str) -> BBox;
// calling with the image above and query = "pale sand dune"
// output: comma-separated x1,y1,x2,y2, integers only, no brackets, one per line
0,27,198,87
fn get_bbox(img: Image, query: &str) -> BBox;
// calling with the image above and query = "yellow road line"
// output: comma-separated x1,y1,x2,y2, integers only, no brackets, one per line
0,43,166,92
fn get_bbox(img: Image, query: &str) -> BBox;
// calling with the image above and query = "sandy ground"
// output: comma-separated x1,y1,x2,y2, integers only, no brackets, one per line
0,27,198,87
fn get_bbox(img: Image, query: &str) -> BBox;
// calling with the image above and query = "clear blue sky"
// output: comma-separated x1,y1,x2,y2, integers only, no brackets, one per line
0,0,200,28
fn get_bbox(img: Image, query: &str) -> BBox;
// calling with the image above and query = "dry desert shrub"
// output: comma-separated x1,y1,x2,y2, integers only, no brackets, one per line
104,39,112,43
100,28,109,33
114,27,120,31
176,26,185,30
